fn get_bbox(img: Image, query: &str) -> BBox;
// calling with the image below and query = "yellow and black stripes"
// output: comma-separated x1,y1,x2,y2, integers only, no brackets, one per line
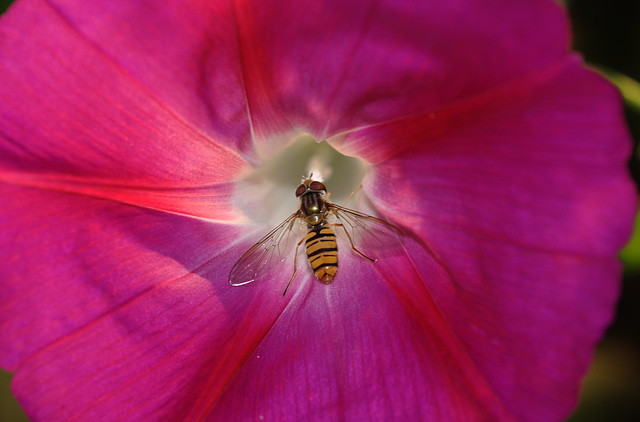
305,224,338,282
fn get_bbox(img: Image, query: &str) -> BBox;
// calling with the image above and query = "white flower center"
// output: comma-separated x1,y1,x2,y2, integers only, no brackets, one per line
233,133,368,228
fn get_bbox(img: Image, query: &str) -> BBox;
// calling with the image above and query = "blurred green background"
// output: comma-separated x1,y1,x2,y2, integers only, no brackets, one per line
0,0,639,421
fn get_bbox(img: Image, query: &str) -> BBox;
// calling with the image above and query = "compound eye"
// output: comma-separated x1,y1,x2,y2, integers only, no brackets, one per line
309,181,326,191
295,184,306,197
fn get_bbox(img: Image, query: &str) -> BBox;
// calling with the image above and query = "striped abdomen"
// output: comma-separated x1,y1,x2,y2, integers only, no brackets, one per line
305,223,338,282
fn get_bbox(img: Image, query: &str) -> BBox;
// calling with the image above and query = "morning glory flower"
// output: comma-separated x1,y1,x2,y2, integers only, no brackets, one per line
0,0,635,421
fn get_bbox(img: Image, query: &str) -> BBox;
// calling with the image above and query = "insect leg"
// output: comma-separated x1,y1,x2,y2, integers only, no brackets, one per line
283,237,305,296
335,223,376,262
341,184,363,207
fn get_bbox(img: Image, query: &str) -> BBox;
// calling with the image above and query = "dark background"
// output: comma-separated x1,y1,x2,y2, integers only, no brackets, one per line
0,0,638,421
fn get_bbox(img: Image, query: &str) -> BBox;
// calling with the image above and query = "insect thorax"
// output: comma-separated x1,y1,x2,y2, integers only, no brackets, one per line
300,191,327,226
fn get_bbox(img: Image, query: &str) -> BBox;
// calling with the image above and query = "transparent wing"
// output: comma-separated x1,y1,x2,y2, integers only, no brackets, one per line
329,204,403,259
229,212,303,286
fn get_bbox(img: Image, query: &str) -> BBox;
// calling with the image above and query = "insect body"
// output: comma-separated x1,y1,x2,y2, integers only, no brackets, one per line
229,176,399,295
305,224,338,282
296,178,340,283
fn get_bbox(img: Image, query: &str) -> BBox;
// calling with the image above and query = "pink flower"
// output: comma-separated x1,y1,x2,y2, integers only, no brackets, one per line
0,0,635,421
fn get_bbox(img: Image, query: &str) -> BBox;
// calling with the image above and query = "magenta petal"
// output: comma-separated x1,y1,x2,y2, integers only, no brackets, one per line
209,251,521,421
0,184,245,370
0,0,249,218
234,0,569,141
27,0,253,156
358,57,634,256
10,269,290,421
348,59,634,419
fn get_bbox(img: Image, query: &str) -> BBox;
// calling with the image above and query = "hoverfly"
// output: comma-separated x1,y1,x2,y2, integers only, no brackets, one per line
229,175,400,295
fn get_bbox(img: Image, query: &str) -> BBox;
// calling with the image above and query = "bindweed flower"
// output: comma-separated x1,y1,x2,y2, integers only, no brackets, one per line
0,0,636,421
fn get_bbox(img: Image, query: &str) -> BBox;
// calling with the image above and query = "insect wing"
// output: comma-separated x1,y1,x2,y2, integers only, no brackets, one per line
229,212,302,286
329,204,403,257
